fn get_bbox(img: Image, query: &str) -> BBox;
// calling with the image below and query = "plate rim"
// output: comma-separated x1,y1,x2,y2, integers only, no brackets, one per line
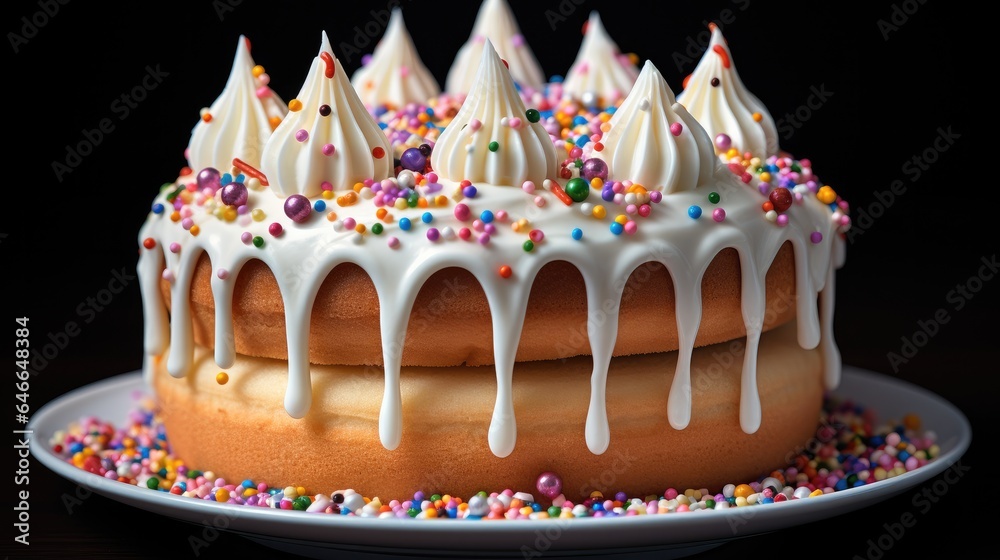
28,366,973,551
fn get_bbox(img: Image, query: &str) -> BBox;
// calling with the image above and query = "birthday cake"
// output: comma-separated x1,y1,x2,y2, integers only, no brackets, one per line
137,1,850,501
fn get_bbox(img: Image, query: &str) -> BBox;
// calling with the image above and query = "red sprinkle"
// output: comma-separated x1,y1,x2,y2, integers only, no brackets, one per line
712,45,731,69
232,158,269,186
320,52,336,78
549,182,574,206
142,238,156,250
372,147,386,159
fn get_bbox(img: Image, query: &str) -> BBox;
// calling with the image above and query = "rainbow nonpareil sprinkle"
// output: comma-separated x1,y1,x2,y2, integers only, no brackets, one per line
50,396,936,520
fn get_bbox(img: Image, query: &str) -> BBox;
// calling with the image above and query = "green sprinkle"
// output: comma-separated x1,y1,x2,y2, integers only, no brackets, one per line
708,192,721,204
166,185,185,202
488,141,499,152
371,223,384,235
146,477,159,490
705,499,716,509
523,240,534,252
525,108,540,123
547,506,561,517
430,494,442,502
293,496,312,510
252,236,264,248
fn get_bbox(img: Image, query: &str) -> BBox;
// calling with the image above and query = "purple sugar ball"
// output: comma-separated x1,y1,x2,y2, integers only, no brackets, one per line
399,147,427,172
536,471,563,499
581,158,608,181
284,194,312,223
197,167,222,193
220,182,248,207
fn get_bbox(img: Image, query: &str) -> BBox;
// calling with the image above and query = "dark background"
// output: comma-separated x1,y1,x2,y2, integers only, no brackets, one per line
4,0,992,558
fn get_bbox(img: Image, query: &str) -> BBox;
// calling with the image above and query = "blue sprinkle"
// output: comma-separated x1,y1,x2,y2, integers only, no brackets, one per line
549,75,564,83
605,106,617,115
480,210,494,223
399,217,412,231
313,200,326,212
374,106,388,117
221,173,233,186
378,122,388,130
70,443,84,454
572,116,587,126
235,173,246,183
575,135,590,147
760,497,774,504
592,502,604,512
610,222,624,235
421,212,433,224
540,110,554,120
898,451,911,461
425,107,435,117
571,228,583,240
834,479,848,491
688,205,703,219
152,203,164,214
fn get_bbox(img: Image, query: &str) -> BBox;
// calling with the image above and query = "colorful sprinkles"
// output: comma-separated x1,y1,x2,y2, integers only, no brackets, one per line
51,396,939,520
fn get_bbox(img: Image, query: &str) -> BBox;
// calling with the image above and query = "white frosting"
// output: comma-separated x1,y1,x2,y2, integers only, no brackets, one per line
187,35,287,172
261,32,392,197
598,60,717,193
445,0,546,94
350,9,440,108
676,26,779,158
561,12,638,104
431,39,557,186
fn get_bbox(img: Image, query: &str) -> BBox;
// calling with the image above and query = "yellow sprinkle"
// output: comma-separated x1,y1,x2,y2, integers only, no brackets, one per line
355,224,366,234
590,178,604,189
394,198,408,210
759,172,772,183
353,182,365,193
252,65,265,78
599,115,612,125
614,214,628,225
216,372,229,385
726,148,740,159
322,190,334,200
817,186,837,205
434,195,448,206
809,489,824,497
592,205,607,219
222,208,237,222
288,99,303,112
251,209,266,221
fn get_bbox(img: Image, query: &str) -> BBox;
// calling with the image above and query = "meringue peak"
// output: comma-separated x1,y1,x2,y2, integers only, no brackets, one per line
432,39,556,186
445,0,545,94
261,34,392,197
562,12,638,104
677,25,779,158
598,60,716,193
187,35,287,172
350,8,440,108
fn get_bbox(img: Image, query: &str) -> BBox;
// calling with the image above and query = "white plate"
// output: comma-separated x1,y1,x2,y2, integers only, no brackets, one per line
30,366,971,559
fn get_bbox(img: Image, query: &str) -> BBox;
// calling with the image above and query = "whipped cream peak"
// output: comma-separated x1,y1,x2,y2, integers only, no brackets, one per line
445,0,545,94
187,35,287,172
261,33,392,198
351,9,440,108
598,60,717,194
432,40,556,186
561,12,639,104
677,25,779,158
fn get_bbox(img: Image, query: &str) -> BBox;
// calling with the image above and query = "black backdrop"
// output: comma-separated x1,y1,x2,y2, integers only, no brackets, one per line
4,0,992,558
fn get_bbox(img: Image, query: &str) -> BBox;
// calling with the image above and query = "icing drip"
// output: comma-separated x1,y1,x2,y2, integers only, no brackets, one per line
820,237,845,389
431,39,557,186
262,32,392,197
676,25,780,158
350,9,440,108
561,12,639,103
598,60,717,194
445,0,546,94
187,36,286,172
